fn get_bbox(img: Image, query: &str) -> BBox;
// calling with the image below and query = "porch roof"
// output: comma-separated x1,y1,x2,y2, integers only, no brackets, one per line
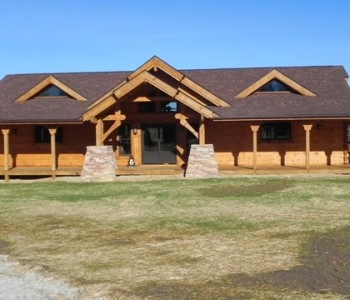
1,57,350,123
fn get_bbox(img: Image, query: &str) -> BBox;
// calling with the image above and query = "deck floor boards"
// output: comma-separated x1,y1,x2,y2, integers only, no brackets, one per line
1,164,350,180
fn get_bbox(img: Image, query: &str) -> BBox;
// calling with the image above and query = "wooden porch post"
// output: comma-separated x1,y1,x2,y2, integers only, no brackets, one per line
199,115,205,145
48,128,57,179
1,129,10,183
250,125,260,173
303,125,313,170
96,119,104,146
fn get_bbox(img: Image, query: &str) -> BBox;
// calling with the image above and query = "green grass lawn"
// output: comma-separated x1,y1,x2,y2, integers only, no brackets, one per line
0,175,349,299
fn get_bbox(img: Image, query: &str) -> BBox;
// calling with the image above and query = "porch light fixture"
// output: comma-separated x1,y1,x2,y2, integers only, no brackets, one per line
316,124,323,131
133,128,138,135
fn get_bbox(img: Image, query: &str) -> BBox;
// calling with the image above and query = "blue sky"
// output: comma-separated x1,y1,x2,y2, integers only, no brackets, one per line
1,0,349,79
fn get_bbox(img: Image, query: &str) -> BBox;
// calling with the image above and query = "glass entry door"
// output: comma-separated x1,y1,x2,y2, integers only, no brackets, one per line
142,124,176,164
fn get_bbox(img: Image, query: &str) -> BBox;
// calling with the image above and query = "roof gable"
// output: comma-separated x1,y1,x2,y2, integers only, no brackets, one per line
83,56,231,121
15,75,87,102
127,56,229,107
235,69,316,98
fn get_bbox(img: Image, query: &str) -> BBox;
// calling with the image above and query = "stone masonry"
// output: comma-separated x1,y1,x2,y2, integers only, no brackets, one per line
81,146,117,181
185,144,219,178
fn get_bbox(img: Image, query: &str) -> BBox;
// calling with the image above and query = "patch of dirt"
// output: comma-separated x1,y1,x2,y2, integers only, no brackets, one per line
0,240,11,255
133,226,350,299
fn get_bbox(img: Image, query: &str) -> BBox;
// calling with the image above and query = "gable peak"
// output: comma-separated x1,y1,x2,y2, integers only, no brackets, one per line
236,69,316,98
15,75,87,102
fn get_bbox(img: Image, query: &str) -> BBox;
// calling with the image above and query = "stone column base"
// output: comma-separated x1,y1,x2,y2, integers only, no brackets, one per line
81,146,117,181
185,144,219,178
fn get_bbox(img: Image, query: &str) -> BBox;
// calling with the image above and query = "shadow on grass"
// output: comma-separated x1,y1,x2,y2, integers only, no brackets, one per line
198,180,296,198
132,226,350,299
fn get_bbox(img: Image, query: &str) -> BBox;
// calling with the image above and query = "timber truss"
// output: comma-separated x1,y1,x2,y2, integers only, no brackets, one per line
82,56,231,145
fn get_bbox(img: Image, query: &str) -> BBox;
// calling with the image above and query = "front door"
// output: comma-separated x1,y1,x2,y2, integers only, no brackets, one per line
142,124,176,164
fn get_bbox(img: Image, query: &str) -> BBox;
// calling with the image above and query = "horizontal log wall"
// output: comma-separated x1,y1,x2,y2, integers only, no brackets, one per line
0,124,95,167
0,120,347,169
206,120,346,167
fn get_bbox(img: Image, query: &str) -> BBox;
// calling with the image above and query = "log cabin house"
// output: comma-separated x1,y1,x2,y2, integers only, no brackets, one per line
1,56,350,180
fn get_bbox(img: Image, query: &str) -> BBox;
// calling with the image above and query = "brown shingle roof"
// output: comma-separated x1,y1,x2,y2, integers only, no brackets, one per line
1,65,350,123
182,66,350,120
0,71,130,122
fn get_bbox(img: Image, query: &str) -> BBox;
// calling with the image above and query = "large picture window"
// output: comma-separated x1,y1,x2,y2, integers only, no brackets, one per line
260,122,291,141
34,126,63,143
119,124,131,155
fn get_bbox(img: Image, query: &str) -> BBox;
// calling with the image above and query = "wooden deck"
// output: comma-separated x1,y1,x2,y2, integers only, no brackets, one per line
0,165,185,182
1,164,350,182
219,164,350,175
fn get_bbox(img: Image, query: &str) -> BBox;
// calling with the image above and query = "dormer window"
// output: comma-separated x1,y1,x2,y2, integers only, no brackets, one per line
258,79,296,93
235,69,316,98
15,76,87,102
36,85,70,97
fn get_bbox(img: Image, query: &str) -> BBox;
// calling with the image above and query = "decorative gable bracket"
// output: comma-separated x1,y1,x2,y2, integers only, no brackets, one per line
15,75,87,102
235,69,316,98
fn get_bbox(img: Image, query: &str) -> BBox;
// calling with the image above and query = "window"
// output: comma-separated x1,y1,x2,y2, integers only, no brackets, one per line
260,122,291,141
34,126,63,143
139,101,178,113
160,101,178,112
347,124,350,143
258,80,295,93
119,124,131,155
36,85,69,97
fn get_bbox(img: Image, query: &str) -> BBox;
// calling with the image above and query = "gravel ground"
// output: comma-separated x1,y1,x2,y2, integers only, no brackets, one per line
0,255,79,300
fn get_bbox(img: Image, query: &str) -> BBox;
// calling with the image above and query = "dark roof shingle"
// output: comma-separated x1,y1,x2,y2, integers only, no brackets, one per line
1,65,350,123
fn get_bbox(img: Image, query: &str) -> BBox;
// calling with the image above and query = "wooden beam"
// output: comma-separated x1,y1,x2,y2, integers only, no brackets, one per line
236,69,316,98
250,125,260,173
87,79,127,110
128,56,184,81
180,77,230,107
1,129,10,171
1,129,10,183
175,91,216,119
101,120,122,143
15,76,87,102
175,113,199,139
96,119,104,146
133,96,153,102
199,115,206,145
127,56,229,107
115,71,178,100
102,112,126,121
177,87,207,106
48,128,57,180
133,96,174,102
83,95,116,121
303,124,313,170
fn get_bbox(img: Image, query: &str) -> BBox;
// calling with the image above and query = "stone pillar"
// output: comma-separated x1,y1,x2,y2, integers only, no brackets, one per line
185,144,219,178
81,146,117,181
